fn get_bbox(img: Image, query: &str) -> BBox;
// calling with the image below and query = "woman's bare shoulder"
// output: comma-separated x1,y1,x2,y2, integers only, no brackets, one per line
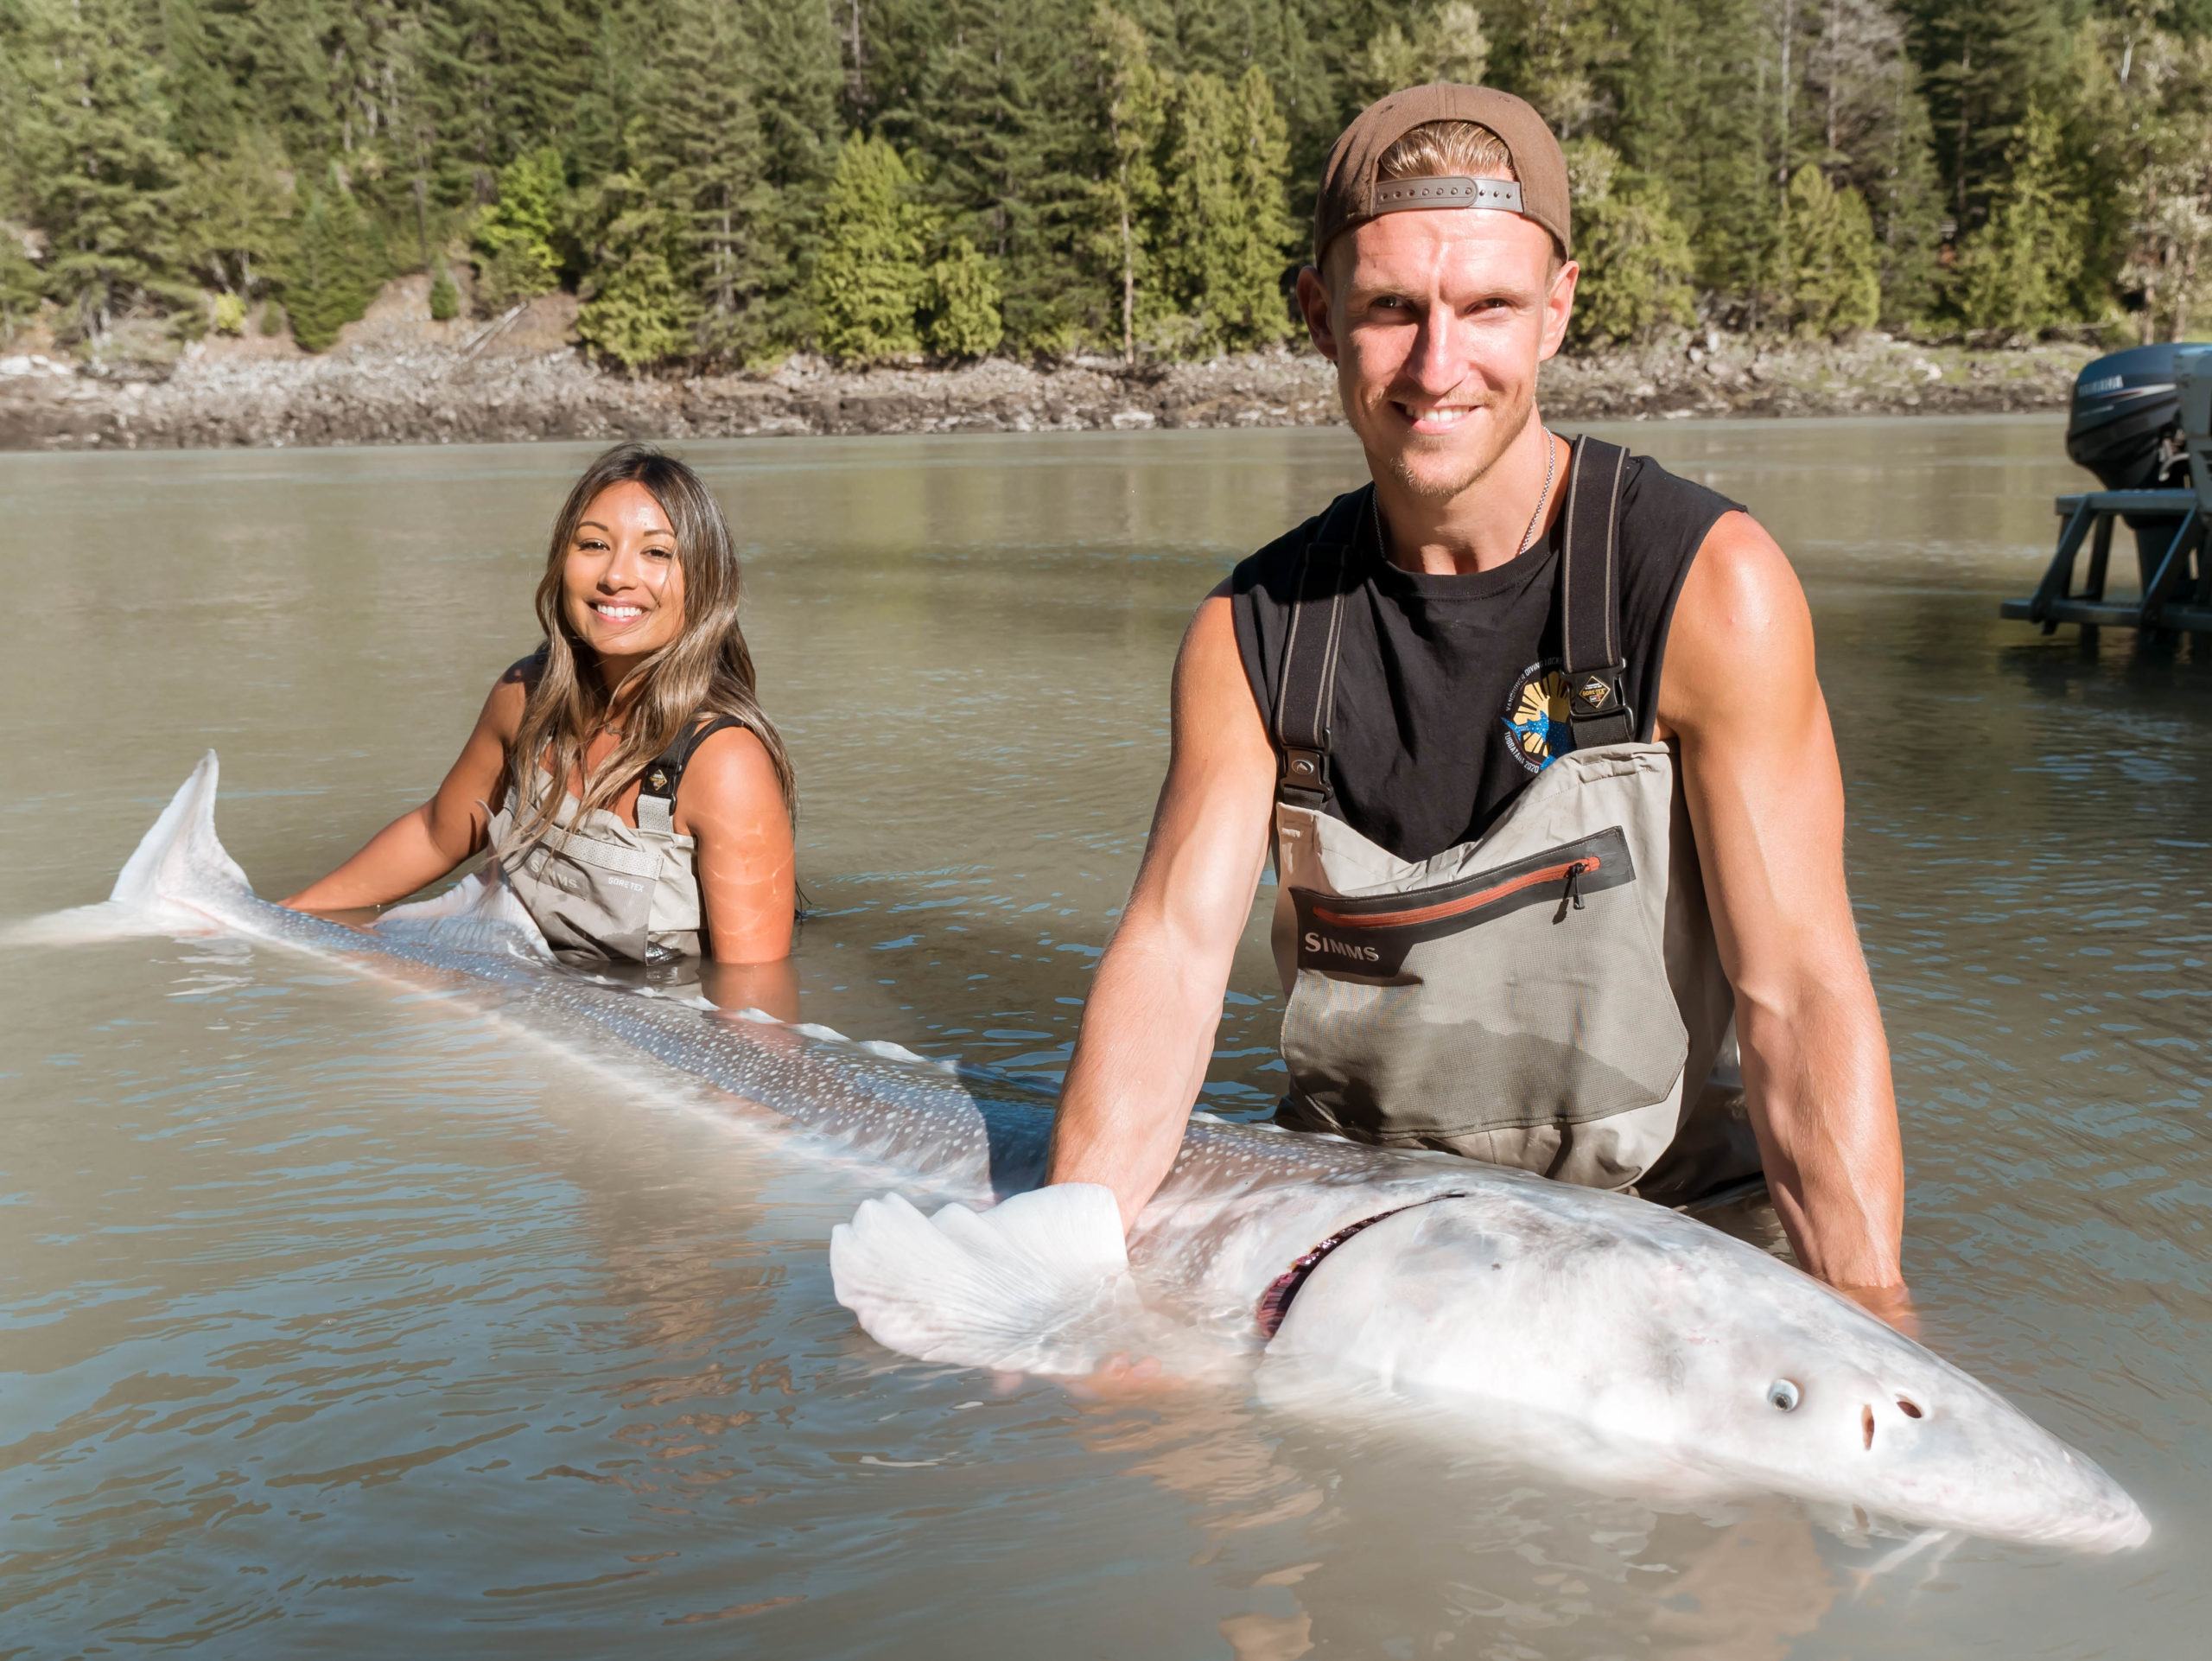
688,722,777,784
681,723,786,822
478,652,543,739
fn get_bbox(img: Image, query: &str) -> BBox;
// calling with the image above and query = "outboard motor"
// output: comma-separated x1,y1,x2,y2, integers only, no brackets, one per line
2067,344,2196,492
2179,349,2212,506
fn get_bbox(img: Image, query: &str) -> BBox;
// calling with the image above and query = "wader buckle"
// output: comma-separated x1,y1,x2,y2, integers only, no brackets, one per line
1279,746,1331,805
1567,660,1628,720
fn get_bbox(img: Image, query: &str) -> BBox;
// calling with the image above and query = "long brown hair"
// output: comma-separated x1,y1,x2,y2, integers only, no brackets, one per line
508,443,795,843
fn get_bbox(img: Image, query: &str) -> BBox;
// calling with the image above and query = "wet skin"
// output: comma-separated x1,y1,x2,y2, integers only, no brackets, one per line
1047,194,1910,1317
283,481,798,1004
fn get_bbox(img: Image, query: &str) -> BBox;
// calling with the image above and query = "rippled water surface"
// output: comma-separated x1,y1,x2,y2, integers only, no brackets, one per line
4,419,2209,1657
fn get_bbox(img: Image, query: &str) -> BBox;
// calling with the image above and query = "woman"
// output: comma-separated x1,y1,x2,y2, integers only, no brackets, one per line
286,443,798,1012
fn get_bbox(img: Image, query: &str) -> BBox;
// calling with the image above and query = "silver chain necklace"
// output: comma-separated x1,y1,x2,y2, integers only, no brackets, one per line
1516,429,1559,559
1373,429,1560,565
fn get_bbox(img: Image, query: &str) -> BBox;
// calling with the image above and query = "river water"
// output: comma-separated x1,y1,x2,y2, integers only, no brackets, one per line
3,417,2208,1657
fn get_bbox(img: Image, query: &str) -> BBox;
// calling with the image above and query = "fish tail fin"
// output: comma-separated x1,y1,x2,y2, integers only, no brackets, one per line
4,753,253,945
110,751,253,914
830,1184,1144,1375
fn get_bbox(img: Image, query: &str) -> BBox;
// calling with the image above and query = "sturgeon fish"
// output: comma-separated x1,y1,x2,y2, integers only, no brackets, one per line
39,755,2150,1554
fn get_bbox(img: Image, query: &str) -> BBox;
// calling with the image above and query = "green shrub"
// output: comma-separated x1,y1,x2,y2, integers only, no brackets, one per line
429,259,460,321
1565,139,1695,348
285,180,379,352
923,239,1003,360
211,291,246,334
474,147,568,314
1783,167,1880,338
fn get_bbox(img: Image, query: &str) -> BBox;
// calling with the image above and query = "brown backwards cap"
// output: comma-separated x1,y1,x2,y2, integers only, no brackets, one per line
1313,84,1571,266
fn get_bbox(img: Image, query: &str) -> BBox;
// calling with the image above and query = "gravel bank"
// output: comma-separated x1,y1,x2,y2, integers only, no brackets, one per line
0,282,2094,453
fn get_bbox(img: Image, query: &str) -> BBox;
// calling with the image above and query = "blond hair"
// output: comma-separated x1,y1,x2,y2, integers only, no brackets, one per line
1376,120,1518,185
1361,118,1559,273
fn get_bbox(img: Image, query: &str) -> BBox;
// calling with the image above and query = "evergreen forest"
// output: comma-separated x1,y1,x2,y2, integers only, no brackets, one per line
2,0,2209,372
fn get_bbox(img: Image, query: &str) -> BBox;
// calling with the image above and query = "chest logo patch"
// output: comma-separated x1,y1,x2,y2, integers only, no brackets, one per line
1502,659,1575,774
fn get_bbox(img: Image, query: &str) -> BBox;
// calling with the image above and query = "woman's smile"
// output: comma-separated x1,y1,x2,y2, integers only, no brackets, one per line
562,480,688,668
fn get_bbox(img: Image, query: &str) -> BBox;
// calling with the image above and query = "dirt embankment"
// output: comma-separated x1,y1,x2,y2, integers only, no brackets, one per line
0,276,2095,453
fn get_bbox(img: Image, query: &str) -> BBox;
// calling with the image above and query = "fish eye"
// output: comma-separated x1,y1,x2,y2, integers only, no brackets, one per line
1767,1379,1801,1411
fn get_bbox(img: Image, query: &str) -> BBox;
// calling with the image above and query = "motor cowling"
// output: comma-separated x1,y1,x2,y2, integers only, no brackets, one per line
2067,344,2195,493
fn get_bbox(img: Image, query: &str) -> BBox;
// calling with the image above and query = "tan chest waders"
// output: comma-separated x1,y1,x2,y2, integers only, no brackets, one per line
1268,437,1753,1200
489,716,745,964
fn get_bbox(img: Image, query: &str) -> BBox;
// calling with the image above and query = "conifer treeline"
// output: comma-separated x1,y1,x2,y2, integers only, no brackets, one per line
0,0,2208,370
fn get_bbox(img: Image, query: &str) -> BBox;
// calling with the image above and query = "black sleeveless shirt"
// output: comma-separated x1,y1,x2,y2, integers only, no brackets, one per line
1224,449,1740,863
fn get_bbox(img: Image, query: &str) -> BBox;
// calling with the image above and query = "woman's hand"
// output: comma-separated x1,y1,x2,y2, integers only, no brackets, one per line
283,667,527,913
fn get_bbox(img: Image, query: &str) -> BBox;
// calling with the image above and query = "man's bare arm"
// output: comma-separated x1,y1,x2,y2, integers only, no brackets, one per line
1658,513,1905,1296
1048,595,1278,1229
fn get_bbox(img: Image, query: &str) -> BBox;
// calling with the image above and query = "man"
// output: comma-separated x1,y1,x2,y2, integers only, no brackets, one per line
1047,84,1908,1315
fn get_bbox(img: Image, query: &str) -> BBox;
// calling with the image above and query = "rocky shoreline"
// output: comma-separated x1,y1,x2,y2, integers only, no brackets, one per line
0,278,2095,453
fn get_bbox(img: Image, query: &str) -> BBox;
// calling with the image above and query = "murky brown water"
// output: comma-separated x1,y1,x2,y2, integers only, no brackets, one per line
3,419,2209,1657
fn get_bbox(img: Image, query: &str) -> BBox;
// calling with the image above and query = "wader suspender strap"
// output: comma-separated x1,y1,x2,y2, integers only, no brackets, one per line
1560,436,1638,748
635,715,748,835
1272,491,1368,810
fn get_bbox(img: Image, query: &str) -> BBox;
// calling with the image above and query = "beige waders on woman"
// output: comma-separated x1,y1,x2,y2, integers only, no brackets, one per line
1268,437,1754,1203
488,716,747,964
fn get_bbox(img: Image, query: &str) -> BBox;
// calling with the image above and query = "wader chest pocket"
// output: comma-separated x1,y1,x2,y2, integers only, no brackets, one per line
1290,827,1634,979
1279,820,1688,1143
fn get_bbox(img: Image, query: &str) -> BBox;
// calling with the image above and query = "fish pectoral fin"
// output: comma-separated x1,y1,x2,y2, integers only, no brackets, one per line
376,869,550,957
830,1184,1148,1375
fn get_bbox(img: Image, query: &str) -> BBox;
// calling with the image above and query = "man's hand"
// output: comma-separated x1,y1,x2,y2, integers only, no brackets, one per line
1840,1280,1920,1339
1047,595,1278,1229
1659,512,1907,1295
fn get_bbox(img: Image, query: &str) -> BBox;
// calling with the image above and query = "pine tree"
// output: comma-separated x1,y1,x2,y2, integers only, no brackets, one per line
628,0,776,362
19,0,188,343
474,143,567,311
923,238,1004,358
1953,101,2088,332
176,131,296,302
1160,67,1295,353
576,171,693,372
1090,5,1166,363
1783,165,1882,334
882,0,1100,353
419,0,593,209
1564,139,1697,347
1899,0,2069,234
286,175,381,351
156,0,237,156
0,227,41,343
1353,2,1491,105
813,133,931,362
429,258,461,320
736,0,842,348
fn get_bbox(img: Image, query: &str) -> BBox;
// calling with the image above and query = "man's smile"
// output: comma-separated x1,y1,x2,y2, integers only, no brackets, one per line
1395,402,1483,434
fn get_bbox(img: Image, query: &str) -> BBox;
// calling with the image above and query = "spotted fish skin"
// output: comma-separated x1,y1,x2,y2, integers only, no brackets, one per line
61,754,2152,1556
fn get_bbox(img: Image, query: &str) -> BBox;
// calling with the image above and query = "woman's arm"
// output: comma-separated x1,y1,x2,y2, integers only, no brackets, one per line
283,671,527,912
677,725,798,1009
